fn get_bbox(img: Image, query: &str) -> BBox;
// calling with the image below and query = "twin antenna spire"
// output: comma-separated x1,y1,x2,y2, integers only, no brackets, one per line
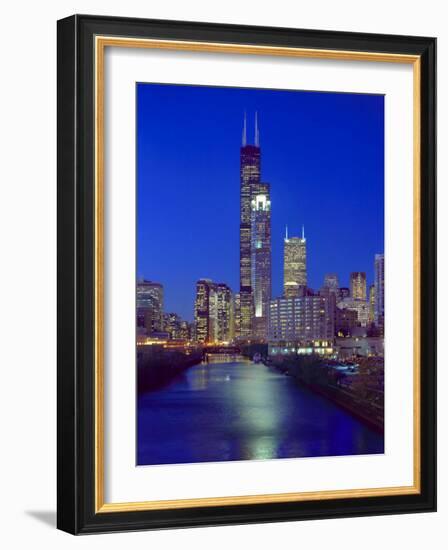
242,111,260,147
243,115,305,242
285,225,306,241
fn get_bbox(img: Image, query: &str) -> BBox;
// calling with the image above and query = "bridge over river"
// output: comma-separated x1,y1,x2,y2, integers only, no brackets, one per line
137,357,384,466
202,344,242,356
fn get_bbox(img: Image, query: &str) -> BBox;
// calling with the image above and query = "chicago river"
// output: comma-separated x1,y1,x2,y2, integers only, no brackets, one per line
137,358,383,466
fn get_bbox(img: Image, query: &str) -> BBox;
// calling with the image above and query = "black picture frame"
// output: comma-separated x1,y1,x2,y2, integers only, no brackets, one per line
57,14,436,534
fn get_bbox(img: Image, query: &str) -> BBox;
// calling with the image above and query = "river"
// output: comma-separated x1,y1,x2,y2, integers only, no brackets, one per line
137,357,384,465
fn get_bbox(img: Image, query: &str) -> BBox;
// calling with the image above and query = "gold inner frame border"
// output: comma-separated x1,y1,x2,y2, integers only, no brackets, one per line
94,35,421,513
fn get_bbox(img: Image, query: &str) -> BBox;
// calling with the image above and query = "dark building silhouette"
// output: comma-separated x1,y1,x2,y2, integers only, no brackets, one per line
335,307,359,337
338,287,350,301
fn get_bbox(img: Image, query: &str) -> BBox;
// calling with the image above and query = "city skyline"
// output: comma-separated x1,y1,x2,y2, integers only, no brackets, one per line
137,83,384,321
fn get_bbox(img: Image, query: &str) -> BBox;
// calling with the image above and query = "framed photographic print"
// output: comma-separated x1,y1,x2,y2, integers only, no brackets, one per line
57,14,436,534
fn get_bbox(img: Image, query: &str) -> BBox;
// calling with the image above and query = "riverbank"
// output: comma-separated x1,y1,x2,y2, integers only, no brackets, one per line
137,344,202,392
269,355,384,434
138,358,384,465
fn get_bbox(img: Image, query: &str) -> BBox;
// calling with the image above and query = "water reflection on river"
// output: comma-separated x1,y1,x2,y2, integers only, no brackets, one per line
137,357,384,466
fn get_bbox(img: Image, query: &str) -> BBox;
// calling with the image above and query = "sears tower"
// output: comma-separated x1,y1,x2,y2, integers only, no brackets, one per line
238,113,271,340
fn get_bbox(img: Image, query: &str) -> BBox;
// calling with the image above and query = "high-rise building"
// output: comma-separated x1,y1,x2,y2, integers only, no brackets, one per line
216,283,234,342
335,307,358,337
319,273,339,338
324,273,339,292
350,272,367,301
374,254,385,329
369,284,376,324
319,289,336,338
269,295,333,341
136,279,164,334
194,279,234,343
163,312,182,339
194,279,213,344
238,113,261,339
179,320,191,341
238,112,271,340
338,287,350,300
337,297,370,327
283,226,307,298
234,292,241,338
251,182,271,339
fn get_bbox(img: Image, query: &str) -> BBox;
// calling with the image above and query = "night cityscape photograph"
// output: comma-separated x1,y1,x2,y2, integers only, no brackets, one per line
136,82,385,466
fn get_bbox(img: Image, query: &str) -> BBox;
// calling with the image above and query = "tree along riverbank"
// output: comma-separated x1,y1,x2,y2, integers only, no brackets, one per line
137,345,203,392
137,342,384,434
269,354,384,434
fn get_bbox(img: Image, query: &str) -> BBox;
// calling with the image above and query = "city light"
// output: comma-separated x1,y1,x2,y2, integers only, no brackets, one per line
136,112,385,362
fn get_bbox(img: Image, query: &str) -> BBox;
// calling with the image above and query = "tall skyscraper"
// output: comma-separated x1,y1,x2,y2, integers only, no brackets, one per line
238,112,271,340
194,279,213,344
374,254,385,329
283,226,307,298
194,279,234,343
216,283,234,343
136,279,164,334
251,182,271,339
350,271,367,301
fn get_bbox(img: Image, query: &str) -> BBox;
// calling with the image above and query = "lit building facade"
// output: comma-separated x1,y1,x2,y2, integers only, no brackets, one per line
136,279,164,334
336,336,384,358
318,287,336,337
194,279,213,344
337,297,369,327
283,227,307,298
269,295,333,341
251,182,271,339
163,312,184,340
238,113,261,339
350,271,367,301
369,284,376,324
216,283,234,343
269,339,334,357
238,112,271,340
234,292,241,338
179,320,192,341
194,279,233,343
374,253,385,329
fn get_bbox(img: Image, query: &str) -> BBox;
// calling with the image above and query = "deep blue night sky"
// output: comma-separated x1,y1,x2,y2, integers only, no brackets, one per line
137,83,384,321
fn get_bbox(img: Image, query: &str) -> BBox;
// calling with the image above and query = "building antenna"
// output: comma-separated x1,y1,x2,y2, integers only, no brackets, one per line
242,111,247,146
285,225,289,241
302,224,305,240
255,111,259,147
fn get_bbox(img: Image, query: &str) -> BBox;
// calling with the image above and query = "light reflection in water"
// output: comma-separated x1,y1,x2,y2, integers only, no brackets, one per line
187,364,210,391
137,360,384,466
